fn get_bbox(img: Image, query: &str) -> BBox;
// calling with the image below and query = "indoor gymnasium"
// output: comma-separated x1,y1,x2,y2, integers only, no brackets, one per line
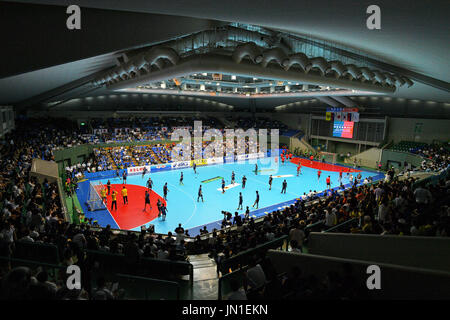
0,0,449,305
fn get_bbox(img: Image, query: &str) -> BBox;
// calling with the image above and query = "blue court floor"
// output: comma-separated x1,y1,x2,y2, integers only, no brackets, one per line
78,158,383,236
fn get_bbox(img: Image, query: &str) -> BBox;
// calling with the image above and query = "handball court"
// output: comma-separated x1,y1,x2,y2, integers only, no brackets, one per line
77,157,382,236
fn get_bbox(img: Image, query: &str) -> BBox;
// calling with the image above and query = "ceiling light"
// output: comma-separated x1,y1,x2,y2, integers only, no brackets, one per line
231,75,236,80
202,73,208,76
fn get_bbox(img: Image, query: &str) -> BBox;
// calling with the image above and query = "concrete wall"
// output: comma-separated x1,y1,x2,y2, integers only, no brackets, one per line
307,233,450,273
290,136,316,154
380,149,424,169
326,140,359,155
387,117,450,144
348,147,382,168
267,250,450,299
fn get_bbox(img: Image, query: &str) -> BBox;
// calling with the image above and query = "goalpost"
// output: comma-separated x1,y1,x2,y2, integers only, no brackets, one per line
86,180,106,211
318,151,338,164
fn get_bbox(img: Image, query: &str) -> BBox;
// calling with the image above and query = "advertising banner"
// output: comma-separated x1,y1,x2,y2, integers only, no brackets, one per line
171,161,191,170
206,157,224,165
190,158,208,167
151,163,171,172
127,165,151,175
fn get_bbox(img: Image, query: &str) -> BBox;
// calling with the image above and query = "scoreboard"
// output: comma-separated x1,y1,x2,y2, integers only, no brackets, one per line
332,121,355,138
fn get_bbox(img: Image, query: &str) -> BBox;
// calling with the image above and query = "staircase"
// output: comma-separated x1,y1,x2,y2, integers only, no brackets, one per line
188,253,219,300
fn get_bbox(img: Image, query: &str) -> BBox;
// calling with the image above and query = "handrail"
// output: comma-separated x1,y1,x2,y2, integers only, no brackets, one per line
115,273,180,300
0,257,181,300
217,265,249,300
0,256,65,269
217,235,288,275
323,217,359,233
85,249,194,285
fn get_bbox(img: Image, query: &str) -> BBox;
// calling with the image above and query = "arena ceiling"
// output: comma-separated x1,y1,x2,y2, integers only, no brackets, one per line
0,0,449,114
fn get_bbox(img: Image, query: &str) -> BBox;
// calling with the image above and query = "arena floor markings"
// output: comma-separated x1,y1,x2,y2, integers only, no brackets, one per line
77,158,384,236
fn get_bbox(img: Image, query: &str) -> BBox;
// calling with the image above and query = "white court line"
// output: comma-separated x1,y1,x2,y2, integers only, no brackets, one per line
216,183,240,191
166,181,198,226
94,182,121,230
214,163,299,198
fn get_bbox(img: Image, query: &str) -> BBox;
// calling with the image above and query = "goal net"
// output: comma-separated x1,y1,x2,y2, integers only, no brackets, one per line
318,151,338,164
86,181,106,211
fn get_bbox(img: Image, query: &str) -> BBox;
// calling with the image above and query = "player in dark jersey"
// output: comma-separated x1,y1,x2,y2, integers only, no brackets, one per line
107,180,111,195
157,199,162,218
252,191,260,209
143,190,151,211
147,177,153,190
221,178,226,193
242,175,247,189
160,204,168,221
193,162,197,174
244,206,250,221
281,180,287,194
231,171,236,184
142,166,147,178
163,182,169,200
237,192,243,210
197,185,204,202
122,170,127,184
254,164,258,175
179,172,184,185
268,175,273,190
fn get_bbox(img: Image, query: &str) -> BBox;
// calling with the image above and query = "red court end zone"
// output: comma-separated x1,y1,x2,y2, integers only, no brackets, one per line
290,157,361,172
101,184,166,230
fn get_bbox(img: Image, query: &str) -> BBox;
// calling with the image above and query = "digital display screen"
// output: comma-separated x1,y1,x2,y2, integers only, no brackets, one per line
333,121,354,138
